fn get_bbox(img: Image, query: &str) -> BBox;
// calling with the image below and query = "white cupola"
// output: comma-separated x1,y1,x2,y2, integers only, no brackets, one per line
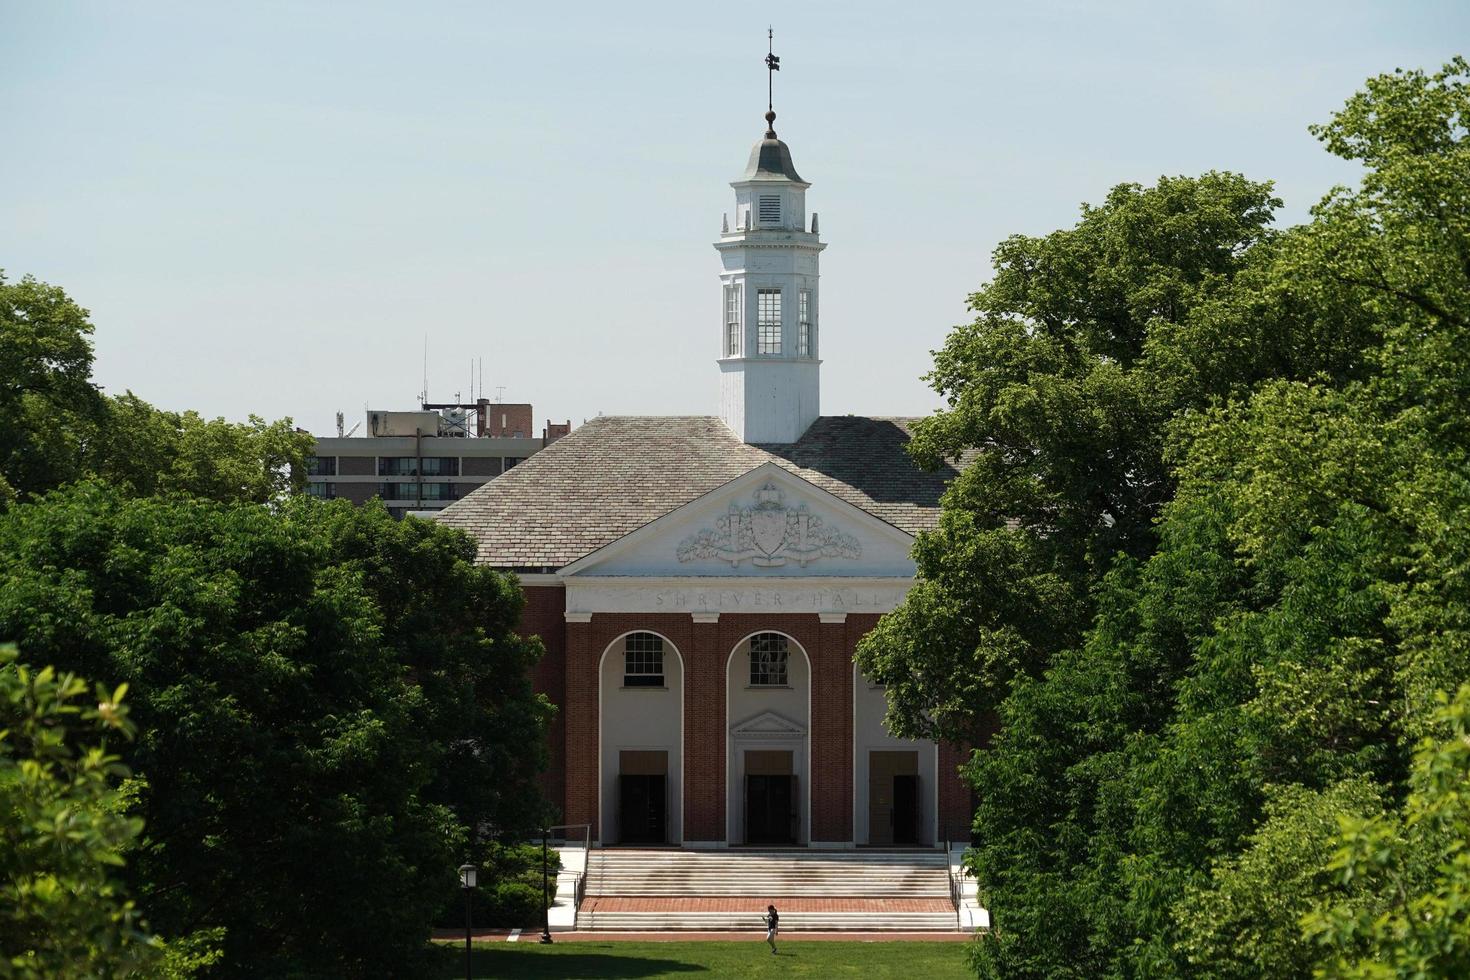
714,105,825,444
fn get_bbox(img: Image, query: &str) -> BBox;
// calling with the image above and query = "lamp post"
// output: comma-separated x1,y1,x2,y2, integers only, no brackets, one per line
539,828,554,943
459,863,477,980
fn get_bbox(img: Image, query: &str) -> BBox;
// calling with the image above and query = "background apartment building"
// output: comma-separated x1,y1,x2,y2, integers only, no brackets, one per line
306,400,571,518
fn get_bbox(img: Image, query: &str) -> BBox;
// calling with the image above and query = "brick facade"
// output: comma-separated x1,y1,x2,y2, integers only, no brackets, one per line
812,615,856,841
519,586,567,818
478,401,534,439
563,616,596,835
516,586,970,845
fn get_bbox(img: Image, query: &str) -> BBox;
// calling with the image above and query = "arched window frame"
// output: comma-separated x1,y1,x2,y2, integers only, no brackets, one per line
623,632,665,687
748,633,789,686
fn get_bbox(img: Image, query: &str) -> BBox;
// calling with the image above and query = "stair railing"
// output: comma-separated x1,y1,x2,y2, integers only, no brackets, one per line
943,822,963,930
545,823,593,915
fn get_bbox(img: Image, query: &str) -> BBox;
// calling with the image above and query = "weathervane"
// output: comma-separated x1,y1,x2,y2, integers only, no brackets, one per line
764,27,780,137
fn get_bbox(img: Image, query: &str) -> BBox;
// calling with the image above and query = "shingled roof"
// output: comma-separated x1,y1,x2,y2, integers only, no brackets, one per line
433,415,959,570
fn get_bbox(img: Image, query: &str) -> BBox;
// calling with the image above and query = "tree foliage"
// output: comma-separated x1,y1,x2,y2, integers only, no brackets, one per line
88,393,312,504
0,274,104,506
869,57,1470,978
1304,685,1470,978
0,486,553,978
0,645,160,979
0,272,312,507
854,166,1391,743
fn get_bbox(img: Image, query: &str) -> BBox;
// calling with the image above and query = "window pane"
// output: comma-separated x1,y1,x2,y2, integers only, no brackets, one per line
624,632,665,687
749,633,789,686
757,289,782,355
798,289,811,357
725,284,740,356
379,456,461,477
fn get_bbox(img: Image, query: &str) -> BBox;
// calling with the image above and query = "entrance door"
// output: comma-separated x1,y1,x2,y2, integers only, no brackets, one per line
868,750,920,845
746,775,796,844
618,750,668,844
893,774,920,845
743,749,796,845
619,774,666,843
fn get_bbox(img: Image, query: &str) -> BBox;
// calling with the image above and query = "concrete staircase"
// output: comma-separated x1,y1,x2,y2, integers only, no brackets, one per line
577,848,960,932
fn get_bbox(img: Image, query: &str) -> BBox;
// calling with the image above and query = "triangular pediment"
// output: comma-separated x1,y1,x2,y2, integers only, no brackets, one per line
730,710,806,738
559,461,917,579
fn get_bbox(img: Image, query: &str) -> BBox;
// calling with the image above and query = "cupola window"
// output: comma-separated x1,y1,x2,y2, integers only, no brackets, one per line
798,289,812,357
759,195,781,225
749,633,789,686
725,284,741,356
757,289,782,355
623,632,665,687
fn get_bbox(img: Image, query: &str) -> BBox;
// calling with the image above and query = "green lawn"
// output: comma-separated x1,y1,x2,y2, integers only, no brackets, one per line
429,939,975,978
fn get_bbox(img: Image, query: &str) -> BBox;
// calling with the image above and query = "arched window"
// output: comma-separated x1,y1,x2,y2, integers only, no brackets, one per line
749,633,789,686
623,633,665,687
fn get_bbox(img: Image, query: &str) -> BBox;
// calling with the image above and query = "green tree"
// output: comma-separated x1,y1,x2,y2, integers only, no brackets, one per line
854,169,1387,744
959,57,1470,978
0,645,159,979
0,273,104,505
1174,780,1382,979
0,273,312,506
0,486,552,978
1303,685,1470,978
89,392,311,504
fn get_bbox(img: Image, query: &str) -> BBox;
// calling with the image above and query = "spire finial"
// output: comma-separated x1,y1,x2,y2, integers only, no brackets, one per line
764,27,780,138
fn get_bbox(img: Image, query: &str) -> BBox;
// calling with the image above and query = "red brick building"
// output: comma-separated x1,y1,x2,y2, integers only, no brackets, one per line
435,106,970,849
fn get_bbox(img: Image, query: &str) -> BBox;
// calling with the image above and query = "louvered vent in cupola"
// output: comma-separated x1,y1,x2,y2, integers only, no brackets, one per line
759,195,781,225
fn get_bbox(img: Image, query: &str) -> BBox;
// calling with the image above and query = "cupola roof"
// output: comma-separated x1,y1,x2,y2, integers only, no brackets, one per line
741,111,806,183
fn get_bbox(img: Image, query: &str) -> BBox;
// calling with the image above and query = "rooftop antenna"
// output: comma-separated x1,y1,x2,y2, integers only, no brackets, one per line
335,410,344,437
421,336,429,407
494,385,506,403
764,27,780,137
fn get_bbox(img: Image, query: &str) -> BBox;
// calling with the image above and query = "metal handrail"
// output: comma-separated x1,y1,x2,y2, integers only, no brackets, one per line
544,823,593,913
943,824,963,931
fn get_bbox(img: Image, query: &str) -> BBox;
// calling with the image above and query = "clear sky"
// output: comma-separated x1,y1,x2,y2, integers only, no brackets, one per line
2,1,1465,436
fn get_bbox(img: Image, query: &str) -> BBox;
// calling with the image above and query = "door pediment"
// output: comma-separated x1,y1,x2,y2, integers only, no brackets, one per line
731,710,806,739
558,461,917,579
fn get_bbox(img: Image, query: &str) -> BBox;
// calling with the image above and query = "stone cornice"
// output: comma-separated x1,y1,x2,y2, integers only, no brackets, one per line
516,573,565,586
564,576,913,616
713,240,827,252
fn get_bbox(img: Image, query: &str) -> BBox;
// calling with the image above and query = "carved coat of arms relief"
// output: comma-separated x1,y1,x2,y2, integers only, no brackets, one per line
676,483,862,567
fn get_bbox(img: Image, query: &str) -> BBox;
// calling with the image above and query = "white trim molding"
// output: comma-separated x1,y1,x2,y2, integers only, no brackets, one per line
725,631,814,846
597,631,685,846
565,576,913,617
515,573,565,586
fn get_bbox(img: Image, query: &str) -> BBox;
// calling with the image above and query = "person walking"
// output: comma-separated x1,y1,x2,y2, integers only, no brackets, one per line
764,904,779,955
